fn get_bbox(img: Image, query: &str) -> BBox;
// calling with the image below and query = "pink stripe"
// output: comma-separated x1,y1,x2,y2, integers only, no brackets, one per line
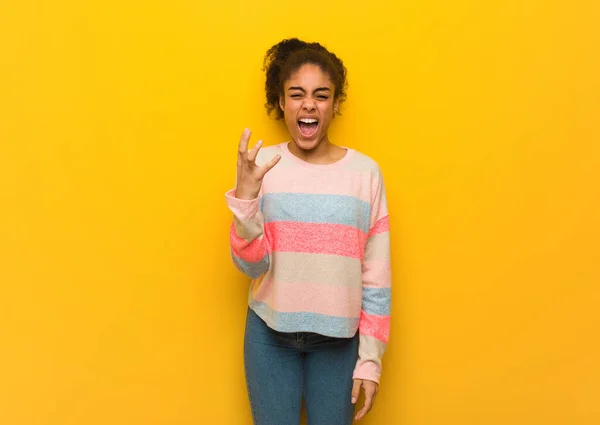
230,223,269,262
362,260,392,288
359,311,390,343
265,222,367,259
369,216,389,236
252,279,362,317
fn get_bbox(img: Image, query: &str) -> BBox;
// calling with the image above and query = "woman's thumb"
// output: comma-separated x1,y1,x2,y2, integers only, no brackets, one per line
351,380,361,404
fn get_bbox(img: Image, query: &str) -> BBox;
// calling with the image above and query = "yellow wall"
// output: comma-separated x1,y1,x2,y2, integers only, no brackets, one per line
1,1,599,424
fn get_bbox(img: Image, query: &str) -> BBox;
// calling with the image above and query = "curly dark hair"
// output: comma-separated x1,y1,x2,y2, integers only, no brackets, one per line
262,38,348,120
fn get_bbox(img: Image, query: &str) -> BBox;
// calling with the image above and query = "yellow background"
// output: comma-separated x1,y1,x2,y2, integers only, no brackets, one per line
1,1,599,424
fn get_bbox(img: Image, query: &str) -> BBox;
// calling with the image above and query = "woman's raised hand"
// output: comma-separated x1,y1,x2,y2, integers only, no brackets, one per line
235,128,281,200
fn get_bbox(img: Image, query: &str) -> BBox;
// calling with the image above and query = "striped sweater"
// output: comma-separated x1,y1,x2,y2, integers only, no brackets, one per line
225,141,391,383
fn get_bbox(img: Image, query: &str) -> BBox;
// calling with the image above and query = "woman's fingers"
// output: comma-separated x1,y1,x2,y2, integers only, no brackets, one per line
237,128,280,180
354,381,378,421
355,392,373,420
238,128,251,157
351,380,361,404
247,139,263,163
258,154,281,179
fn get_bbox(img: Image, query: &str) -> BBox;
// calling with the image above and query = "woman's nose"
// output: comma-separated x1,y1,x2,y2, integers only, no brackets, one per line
303,100,316,111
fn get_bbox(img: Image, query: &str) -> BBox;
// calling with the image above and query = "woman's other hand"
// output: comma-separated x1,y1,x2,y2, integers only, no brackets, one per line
351,378,379,421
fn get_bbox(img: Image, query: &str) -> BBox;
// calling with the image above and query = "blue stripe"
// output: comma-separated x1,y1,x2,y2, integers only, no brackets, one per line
261,193,370,233
249,299,359,338
362,287,391,316
232,251,269,279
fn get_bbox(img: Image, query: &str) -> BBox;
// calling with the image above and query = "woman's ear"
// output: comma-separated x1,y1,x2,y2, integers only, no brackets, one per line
279,95,285,112
334,99,340,114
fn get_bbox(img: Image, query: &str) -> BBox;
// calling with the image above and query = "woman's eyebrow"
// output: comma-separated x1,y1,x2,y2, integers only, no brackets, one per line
287,86,332,92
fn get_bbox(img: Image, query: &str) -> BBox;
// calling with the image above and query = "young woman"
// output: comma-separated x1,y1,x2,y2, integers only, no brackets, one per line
225,38,391,425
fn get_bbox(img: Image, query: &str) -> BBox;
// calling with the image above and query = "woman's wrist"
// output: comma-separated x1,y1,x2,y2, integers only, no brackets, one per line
235,186,259,200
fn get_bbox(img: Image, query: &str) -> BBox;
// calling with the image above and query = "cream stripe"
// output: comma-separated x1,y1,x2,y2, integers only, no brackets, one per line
232,215,265,241
364,232,390,261
358,334,387,365
270,251,362,287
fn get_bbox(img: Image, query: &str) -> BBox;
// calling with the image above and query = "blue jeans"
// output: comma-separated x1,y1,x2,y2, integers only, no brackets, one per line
244,307,359,425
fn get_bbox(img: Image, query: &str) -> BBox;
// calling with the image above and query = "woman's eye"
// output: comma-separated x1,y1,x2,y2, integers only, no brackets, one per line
318,96,329,100
291,94,302,98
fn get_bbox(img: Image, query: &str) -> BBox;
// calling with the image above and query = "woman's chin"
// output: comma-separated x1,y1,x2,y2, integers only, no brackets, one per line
293,134,321,151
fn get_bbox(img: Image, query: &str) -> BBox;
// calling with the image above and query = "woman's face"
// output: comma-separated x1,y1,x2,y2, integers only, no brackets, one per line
279,64,339,151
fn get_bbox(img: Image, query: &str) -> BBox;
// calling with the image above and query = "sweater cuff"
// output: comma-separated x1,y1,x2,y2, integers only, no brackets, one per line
352,360,381,384
225,189,260,220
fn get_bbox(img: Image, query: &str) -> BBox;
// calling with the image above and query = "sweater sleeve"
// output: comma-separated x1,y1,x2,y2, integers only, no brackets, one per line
225,189,270,279
352,167,391,384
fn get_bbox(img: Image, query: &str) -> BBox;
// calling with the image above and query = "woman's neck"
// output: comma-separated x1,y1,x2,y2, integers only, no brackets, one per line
288,137,347,165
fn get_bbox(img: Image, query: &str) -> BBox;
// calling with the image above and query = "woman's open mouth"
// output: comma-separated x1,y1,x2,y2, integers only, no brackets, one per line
298,118,319,138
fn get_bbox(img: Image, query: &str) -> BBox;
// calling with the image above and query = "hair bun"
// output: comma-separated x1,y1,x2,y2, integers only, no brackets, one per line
263,38,306,73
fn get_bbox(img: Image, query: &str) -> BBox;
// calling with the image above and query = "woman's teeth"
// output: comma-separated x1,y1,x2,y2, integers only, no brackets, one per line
298,118,319,137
